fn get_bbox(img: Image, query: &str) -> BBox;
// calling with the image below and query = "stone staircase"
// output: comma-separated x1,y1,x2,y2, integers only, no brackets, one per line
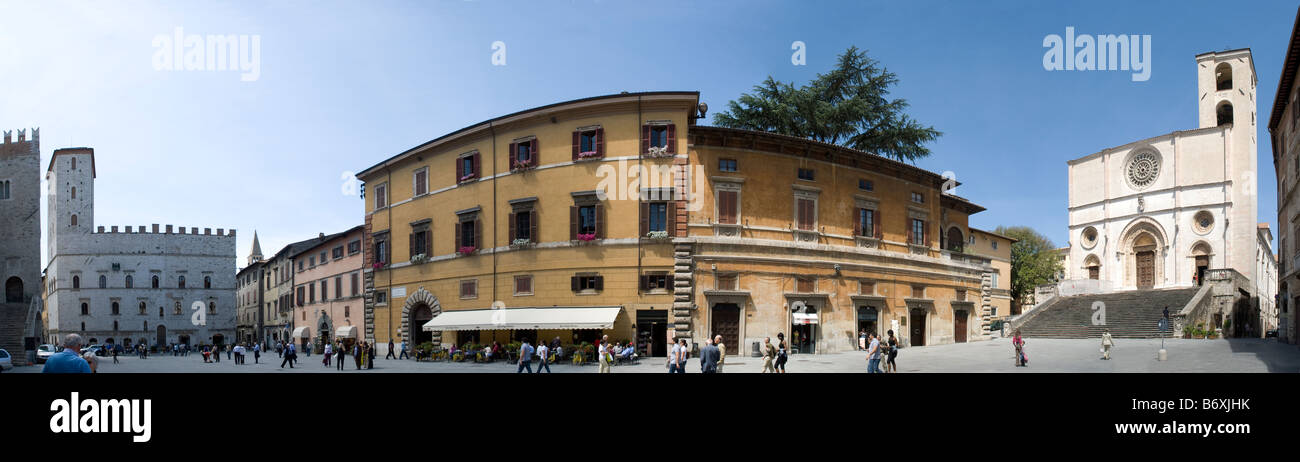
0,302,31,365
1014,287,1200,338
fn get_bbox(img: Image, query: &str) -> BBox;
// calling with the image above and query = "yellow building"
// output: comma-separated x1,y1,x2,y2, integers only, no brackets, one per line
356,91,999,356
967,228,1016,319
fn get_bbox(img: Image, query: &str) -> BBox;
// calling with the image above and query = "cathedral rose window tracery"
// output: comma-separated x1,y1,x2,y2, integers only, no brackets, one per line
1126,151,1160,190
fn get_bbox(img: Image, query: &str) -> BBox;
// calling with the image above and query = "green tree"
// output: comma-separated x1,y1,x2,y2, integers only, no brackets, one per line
712,46,941,162
995,226,1064,306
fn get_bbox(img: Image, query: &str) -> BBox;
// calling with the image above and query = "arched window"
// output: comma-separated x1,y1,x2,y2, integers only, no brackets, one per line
138,301,146,314
71,186,76,199
178,276,186,288
152,275,159,288
158,306,163,317
113,321,118,331
99,275,106,288
80,303,88,315
125,275,133,288
70,214,78,227
174,301,182,315
111,301,119,315
1217,101,1234,126
80,322,85,331
209,302,216,314
71,157,76,170
143,321,147,331
204,276,211,289
72,275,80,289
1215,63,1232,91
4,276,21,303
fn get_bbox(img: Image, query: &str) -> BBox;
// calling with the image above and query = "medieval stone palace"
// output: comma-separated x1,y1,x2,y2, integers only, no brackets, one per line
43,146,237,349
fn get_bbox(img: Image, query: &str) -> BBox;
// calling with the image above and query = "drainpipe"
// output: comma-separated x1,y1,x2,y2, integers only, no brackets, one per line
491,121,498,305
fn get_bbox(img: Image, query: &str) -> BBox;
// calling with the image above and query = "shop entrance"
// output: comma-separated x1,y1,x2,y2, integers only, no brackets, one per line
791,303,818,354
410,303,433,346
636,310,669,357
856,306,879,339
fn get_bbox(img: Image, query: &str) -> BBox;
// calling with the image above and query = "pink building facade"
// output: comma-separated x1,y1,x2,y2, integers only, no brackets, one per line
291,226,366,353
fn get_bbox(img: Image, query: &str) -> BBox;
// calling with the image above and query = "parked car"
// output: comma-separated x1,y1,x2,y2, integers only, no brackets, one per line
85,345,108,357
36,344,57,363
0,348,13,372
1265,329,1279,338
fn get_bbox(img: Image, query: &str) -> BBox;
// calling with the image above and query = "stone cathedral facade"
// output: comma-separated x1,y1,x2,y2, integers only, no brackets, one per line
1066,49,1272,297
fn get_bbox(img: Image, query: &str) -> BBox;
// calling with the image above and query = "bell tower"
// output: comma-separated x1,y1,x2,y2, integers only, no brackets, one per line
1195,49,1258,288
46,147,95,259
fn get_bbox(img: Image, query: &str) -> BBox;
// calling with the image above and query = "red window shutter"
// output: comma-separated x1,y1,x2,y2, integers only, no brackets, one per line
455,221,462,249
571,276,579,292
873,210,881,238
509,212,517,241
641,125,650,155
530,138,538,166
667,124,677,154
529,210,538,242
667,201,678,237
594,204,604,238
721,191,737,225
474,219,482,249
508,142,517,169
572,131,580,161
472,153,481,179
596,128,605,158
570,206,578,239
639,202,649,236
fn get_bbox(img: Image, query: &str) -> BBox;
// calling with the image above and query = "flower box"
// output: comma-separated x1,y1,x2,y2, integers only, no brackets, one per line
372,261,386,270
458,174,477,183
511,238,533,247
645,146,671,157
576,233,597,242
409,253,428,264
645,230,670,240
576,151,601,160
457,246,477,256
511,161,534,172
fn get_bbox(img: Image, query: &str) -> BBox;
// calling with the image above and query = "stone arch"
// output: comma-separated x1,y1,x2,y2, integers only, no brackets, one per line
1216,100,1234,126
5,276,22,303
1118,217,1169,288
1190,240,1214,285
945,226,964,251
400,288,442,348
1215,62,1232,90
1083,253,1102,280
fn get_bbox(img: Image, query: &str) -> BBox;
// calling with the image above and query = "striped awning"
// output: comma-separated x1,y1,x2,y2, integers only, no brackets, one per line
422,306,622,332
336,325,358,339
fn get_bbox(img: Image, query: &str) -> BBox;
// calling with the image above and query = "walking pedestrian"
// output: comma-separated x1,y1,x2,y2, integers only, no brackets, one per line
226,344,232,361
280,341,296,368
387,339,396,360
858,329,867,351
214,344,221,363
253,342,261,364
699,338,720,373
866,332,882,373
354,342,363,370
774,332,788,373
1101,329,1114,360
517,338,534,373
367,342,375,369
535,341,551,373
398,341,409,360
111,345,119,365
1012,329,1027,367
886,330,899,373
323,342,333,367
336,341,346,370
597,335,612,373
714,335,726,372
761,337,776,373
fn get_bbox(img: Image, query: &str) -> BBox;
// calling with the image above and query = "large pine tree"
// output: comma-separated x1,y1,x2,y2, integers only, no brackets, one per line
712,46,941,163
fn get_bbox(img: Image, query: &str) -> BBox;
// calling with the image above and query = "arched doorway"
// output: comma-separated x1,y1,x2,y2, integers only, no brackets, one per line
213,334,225,347
4,276,22,303
1133,233,1157,289
400,288,442,347
156,325,166,348
1191,242,1212,286
1119,218,1168,289
1084,254,1101,280
410,303,433,346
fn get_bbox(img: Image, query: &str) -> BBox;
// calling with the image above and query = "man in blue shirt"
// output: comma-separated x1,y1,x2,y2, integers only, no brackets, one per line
43,334,92,374
516,339,534,373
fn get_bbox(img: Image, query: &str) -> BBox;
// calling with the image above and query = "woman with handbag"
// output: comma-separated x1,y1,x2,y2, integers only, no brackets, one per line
774,332,788,373
886,330,899,373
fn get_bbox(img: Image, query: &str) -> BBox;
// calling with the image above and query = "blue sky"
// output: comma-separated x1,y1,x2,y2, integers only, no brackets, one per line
0,0,1294,266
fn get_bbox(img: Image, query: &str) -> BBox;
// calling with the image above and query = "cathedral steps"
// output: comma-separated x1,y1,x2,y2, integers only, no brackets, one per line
0,302,30,365
1014,287,1200,339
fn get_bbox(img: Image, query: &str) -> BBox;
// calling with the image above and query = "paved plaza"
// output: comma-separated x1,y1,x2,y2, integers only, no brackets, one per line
9,338,1300,373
